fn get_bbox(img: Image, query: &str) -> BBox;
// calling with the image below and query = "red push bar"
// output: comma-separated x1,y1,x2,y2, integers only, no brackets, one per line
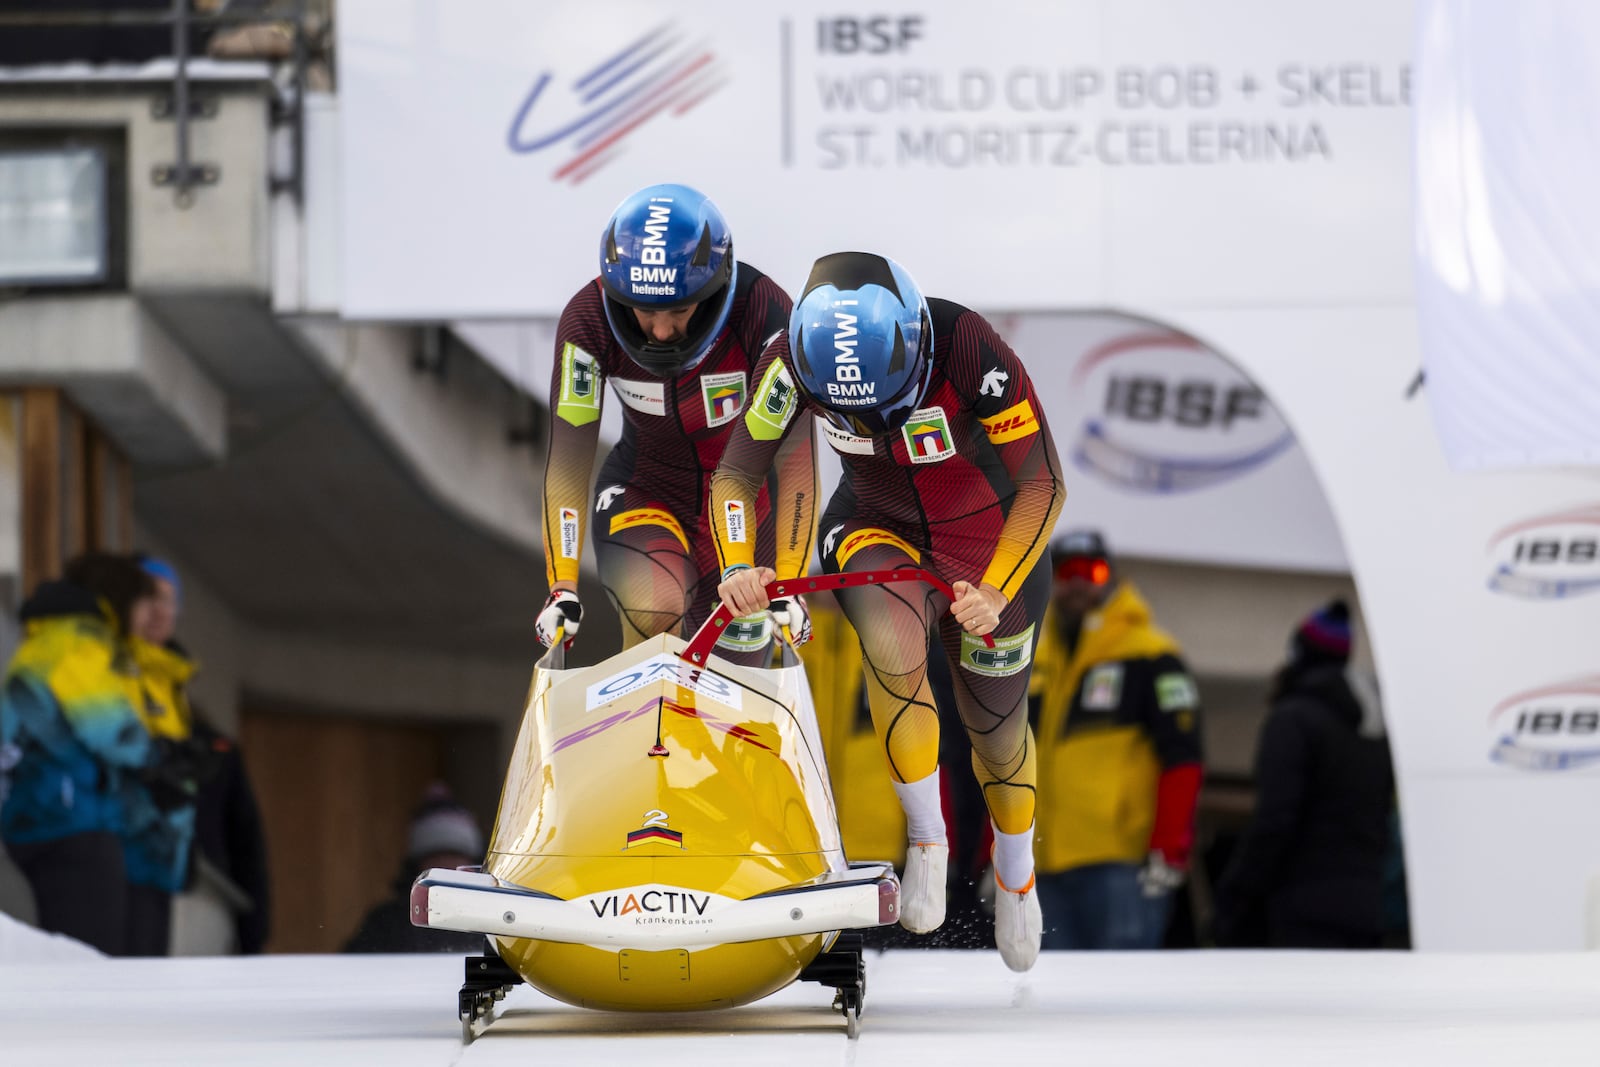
680,567,996,666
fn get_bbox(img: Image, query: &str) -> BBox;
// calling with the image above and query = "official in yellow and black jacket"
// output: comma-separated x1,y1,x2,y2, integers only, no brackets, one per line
1031,530,1203,950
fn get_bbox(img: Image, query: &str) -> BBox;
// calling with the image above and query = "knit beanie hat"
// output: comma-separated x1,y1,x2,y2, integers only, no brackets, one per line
406,783,484,864
1294,599,1352,663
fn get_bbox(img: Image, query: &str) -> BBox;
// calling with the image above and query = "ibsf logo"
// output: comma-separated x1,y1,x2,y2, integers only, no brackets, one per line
816,15,925,54
1488,677,1600,771
507,23,727,185
1069,331,1293,494
1484,505,1600,600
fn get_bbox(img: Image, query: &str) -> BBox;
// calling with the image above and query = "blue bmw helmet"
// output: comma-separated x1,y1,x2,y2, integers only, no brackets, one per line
598,183,736,376
788,252,934,436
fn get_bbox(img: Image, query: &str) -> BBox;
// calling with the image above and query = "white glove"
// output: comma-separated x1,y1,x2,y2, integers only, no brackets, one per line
769,594,811,646
535,590,582,648
1137,850,1187,898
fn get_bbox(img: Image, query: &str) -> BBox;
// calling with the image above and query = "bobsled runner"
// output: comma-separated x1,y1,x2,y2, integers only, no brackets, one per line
411,569,991,1040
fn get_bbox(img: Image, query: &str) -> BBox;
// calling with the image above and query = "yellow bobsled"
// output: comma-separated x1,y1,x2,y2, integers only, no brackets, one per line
409,573,936,1040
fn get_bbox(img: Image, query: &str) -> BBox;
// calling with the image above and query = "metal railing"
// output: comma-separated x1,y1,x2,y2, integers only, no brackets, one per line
0,1,318,206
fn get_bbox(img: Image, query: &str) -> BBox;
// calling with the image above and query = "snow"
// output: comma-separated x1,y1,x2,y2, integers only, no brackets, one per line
0,911,103,964
1,949,1598,1065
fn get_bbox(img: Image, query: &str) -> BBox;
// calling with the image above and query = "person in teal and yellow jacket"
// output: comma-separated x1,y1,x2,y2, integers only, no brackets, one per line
1031,530,1204,950
0,554,158,955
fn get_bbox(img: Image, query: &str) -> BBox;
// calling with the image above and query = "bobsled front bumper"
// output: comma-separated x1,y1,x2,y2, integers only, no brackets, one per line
410,863,900,949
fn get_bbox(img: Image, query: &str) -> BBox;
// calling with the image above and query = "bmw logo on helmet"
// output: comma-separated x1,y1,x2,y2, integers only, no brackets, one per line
599,183,737,377
788,252,934,437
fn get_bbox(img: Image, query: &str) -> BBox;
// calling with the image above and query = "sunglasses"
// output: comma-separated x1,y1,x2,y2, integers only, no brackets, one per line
1054,556,1110,585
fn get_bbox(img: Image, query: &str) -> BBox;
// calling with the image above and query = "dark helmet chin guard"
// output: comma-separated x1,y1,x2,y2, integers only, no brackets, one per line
788,252,934,436
598,183,736,376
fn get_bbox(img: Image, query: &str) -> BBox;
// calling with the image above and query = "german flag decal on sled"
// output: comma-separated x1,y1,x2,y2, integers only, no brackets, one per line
625,825,684,849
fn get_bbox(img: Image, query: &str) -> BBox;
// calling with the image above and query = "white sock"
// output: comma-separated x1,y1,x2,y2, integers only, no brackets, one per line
992,821,1035,891
891,771,947,845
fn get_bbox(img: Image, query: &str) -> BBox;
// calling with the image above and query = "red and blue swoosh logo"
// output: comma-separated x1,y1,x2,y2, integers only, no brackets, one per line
506,23,727,185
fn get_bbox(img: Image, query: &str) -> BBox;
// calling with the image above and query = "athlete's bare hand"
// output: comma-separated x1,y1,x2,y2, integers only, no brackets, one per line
951,581,1008,637
719,566,776,617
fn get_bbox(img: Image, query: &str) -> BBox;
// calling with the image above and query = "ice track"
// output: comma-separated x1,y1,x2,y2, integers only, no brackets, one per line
3,949,1599,1066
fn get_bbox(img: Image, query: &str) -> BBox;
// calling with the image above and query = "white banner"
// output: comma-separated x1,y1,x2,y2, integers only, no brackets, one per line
338,0,1414,317
1002,311,1346,571
344,1,1600,951
1413,0,1600,470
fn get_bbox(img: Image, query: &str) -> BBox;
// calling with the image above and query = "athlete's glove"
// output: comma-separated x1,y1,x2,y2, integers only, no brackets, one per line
769,594,812,646
535,590,582,648
1137,850,1187,898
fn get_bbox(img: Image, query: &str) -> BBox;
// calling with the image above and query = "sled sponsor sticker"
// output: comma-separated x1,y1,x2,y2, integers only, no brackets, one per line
580,884,717,926
960,624,1034,677
612,378,666,416
700,371,746,428
586,653,743,712
1082,663,1124,709
746,360,798,440
556,343,601,426
558,507,580,559
901,407,956,464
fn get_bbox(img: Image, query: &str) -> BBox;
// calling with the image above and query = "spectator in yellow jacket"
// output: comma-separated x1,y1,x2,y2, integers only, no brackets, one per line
1031,530,1203,949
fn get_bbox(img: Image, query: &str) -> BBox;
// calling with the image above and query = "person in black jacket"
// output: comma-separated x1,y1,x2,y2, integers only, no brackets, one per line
186,714,271,954
343,783,486,954
1213,600,1396,949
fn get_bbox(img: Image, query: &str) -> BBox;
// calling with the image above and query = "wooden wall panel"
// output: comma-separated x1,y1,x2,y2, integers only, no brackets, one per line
238,709,487,954
20,388,61,594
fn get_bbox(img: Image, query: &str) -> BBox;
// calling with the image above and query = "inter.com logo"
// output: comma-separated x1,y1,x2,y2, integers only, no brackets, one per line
1485,505,1600,600
506,23,727,185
